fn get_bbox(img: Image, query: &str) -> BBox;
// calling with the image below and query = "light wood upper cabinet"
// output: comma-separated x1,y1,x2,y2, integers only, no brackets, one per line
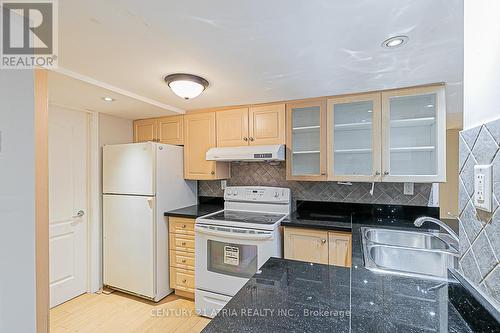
286,99,327,181
134,118,157,143
184,112,230,180
133,115,183,145
284,227,352,268
248,104,285,145
284,227,329,264
381,85,446,183
157,115,183,145
216,108,249,147
327,92,382,182
328,232,352,268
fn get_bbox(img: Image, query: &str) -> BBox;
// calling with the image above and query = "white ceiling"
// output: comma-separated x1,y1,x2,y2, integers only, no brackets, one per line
48,71,177,118
56,0,463,127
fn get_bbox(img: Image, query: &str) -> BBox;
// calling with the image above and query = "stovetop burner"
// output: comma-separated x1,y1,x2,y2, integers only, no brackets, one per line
204,210,285,225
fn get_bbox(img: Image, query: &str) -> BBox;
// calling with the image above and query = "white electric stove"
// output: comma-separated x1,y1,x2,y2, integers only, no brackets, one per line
194,186,291,318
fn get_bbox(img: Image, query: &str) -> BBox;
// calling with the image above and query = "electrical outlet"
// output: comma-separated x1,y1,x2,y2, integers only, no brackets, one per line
474,164,493,212
404,182,414,195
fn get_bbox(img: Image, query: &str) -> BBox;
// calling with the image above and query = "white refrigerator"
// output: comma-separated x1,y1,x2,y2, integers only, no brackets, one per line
102,142,196,301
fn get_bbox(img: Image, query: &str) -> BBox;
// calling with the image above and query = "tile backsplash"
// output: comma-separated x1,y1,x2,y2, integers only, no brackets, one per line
199,162,437,209
458,118,500,307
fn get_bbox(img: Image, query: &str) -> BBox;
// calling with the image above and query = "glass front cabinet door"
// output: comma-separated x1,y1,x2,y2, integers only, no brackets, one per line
327,93,382,181
381,85,446,182
286,100,327,181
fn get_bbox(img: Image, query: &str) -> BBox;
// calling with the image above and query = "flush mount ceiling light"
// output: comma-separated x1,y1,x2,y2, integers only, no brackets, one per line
164,73,209,100
381,35,409,48
102,96,115,102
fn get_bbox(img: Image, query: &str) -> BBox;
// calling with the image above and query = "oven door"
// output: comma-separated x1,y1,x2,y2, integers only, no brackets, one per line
195,223,278,296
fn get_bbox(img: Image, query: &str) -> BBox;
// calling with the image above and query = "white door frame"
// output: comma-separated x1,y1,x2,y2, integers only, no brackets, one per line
49,103,101,294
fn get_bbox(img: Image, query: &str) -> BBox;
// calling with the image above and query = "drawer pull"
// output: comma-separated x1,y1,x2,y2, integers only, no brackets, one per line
181,242,186,246
182,279,187,283
182,224,187,228
181,259,186,263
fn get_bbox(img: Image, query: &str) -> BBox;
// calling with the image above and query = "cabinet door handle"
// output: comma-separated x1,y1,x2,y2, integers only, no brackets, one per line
181,259,186,263
211,171,215,175
375,171,381,176
249,137,254,141
181,242,186,246
384,171,390,175
182,279,187,283
321,239,326,244
182,224,187,228
320,172,326,176
243,137,248,141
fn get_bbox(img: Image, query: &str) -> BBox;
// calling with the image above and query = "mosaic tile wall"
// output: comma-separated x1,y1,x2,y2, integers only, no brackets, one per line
199,162,437,210
458,117,500,306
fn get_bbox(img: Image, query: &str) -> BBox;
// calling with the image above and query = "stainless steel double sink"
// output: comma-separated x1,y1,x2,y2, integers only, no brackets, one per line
361,228,459,281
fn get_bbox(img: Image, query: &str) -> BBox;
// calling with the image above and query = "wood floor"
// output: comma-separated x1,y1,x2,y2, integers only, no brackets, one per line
50,291,211,333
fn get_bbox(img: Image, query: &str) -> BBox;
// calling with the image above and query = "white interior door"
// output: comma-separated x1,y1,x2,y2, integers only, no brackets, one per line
49,107,88,308
103,195,155,298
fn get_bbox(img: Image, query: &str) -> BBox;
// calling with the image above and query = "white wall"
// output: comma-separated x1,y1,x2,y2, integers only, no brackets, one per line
95,113,133,288
463,0,500,129
98,113,133,146
0,71,36,331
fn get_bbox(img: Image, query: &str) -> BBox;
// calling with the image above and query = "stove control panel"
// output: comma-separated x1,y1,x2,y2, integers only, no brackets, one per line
224,186,291,203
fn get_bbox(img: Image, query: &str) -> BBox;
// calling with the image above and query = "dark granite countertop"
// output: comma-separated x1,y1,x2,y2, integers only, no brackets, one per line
203,201,499,332
164,197,223,219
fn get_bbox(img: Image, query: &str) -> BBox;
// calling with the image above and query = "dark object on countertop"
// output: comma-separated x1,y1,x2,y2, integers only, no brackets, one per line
164,196,224,219
283,201,440,232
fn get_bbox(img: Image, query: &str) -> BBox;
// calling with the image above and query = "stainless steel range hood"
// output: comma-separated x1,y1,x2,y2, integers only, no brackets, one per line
206,144,285,162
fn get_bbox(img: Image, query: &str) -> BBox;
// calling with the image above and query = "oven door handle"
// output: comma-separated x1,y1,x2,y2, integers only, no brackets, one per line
195,225,274,240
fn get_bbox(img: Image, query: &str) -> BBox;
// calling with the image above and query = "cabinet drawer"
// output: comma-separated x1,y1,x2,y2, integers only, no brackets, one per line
170,250,195,269
170,267,195,292
168,217,195,235
169,233,195,252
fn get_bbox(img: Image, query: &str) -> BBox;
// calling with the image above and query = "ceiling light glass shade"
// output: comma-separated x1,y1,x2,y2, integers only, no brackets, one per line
164,74,209,100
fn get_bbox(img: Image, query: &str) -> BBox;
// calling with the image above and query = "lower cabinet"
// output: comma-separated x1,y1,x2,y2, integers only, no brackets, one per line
328,231,352,267
168,217,196,298
284,227,352,268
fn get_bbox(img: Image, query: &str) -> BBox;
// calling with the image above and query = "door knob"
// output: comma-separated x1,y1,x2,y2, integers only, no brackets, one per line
72,210,85,218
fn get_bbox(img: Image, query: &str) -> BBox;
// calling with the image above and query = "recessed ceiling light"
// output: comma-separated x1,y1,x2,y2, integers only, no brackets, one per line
381,35,409,49
164,73,209,100
102,97,115,102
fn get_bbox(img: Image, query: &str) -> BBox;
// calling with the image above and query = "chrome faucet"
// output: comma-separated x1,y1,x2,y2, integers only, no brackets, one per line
414,216,459,243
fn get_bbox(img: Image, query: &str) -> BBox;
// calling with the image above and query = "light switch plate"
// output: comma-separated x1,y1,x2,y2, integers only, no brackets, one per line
404,182,414,195
474,164,493,212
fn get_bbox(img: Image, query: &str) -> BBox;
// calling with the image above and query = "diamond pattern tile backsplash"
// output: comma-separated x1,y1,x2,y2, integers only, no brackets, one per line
458,117,500,307
199,162,437,211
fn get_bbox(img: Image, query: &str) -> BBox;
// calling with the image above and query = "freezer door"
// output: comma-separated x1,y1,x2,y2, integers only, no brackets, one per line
103,195,155,298
103,143,155,195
